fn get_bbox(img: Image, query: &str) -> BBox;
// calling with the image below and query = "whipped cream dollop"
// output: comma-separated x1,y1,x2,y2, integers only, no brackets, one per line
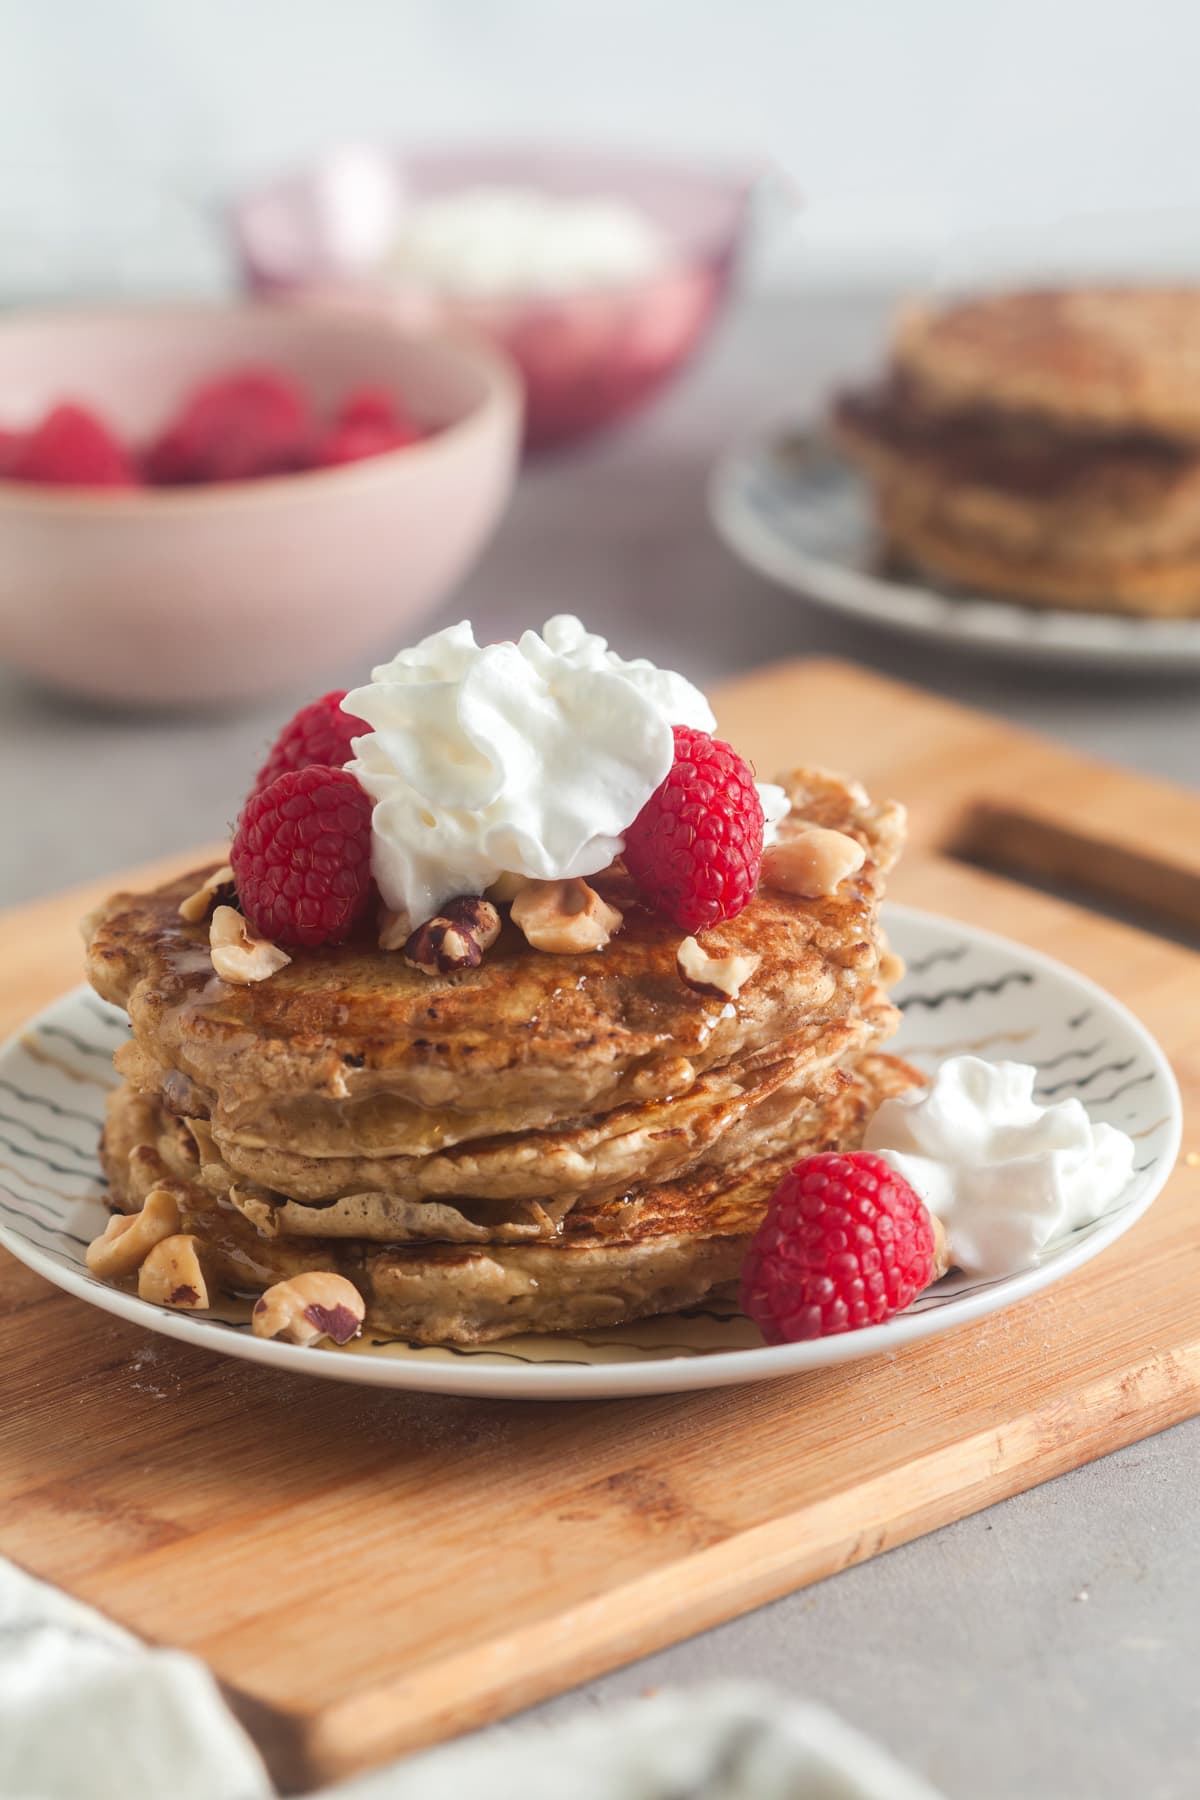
386,185,667,299
346,615,721,925
864,1055,1135,1278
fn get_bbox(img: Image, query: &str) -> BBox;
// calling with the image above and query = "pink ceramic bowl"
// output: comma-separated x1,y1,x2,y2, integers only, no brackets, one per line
0,304,521,706
232,147,750,448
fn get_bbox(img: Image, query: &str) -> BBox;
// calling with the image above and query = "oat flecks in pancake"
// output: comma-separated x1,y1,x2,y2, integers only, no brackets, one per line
103,1053,924,1345
84,767,902,1136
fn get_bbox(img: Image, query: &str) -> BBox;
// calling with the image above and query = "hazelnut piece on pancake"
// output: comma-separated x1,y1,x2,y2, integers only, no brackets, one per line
209,905,291,985
761,826,866,899
403,896,502,975
251,1272,365,1347
510,877,623,953
137,1234,210,1309
178,863,235,924
676,937,760,1001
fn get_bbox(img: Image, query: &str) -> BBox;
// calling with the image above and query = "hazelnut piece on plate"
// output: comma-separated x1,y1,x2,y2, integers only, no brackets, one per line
137,1234,210,1310
86,1187,182,1280
251,1273,366,1347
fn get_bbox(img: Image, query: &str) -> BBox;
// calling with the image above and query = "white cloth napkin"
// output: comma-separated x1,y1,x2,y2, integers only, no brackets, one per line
0,1558,942,1800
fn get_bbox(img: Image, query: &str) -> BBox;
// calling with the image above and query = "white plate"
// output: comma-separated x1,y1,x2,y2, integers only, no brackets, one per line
710,430,1200,673
0,906,1180,1400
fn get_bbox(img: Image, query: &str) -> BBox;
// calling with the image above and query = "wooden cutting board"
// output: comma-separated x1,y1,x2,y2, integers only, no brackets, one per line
3,659,1199,1791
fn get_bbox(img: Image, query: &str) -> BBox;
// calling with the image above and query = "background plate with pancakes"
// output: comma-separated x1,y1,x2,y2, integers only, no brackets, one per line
712,288,1200,671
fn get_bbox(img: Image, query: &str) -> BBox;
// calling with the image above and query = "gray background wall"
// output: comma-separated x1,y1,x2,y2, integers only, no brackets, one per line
2,0,1197,303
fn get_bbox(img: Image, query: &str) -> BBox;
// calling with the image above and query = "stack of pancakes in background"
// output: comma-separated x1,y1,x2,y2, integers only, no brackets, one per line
85,768,920,1345
833,289,1200,616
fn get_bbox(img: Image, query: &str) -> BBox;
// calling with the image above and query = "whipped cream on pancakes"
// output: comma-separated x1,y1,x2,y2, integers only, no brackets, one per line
345,614,727,926
864,1055,1135,1278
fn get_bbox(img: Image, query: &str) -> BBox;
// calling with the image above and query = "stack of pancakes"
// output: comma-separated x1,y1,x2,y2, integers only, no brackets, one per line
85,767,920,1345
833,288,1200,616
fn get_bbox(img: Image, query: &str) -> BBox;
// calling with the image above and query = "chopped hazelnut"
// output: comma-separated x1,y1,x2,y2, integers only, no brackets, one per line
629,1054,697,1101
930,1212,951,1282
251,1272,366,1347
137,1234,210,1310
404,896,502,975
178,863,235,924
676,936,760,1000
86,1187,182,1280
761,826,866,899
510,878,622,954
209,905,291,985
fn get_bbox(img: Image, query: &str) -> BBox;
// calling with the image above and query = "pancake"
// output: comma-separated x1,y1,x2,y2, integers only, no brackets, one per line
103,993,894,1243
834,380,1200,566
103,1052,925,1343
893,290,1200,445
85,767,904,1142
151,1000,896,1208
876,495,1200,616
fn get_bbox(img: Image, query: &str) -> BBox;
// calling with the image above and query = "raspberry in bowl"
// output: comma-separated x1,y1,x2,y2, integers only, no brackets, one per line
231,145,750,448
0,304,520,705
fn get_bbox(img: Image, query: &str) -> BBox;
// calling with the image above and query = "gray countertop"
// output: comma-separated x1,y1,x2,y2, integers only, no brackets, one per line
4,290,1198,1799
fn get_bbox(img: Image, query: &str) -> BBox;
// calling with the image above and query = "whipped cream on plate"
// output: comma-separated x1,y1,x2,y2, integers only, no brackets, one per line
864,1055,1136,1278
346,614,724,926
386,185,668,299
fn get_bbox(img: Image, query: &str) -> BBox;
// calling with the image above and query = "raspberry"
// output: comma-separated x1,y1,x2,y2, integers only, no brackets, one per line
231,766,374,948
312,417,421,468
0,428,19,477
337,386,405,429
622,725,764,932
251,691,367,796
739,1151,937,1343
8,403,137,488
144,367,310,486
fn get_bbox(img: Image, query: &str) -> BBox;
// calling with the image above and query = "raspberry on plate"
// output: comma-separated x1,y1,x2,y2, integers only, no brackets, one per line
231,766,374,949
622,725,764,932
8,403,138,488
144,367,310,486
251,691,367,796
739,1151,938,1343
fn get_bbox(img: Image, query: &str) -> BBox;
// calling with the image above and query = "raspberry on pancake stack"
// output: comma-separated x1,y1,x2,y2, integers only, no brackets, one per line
83,616,923,1347
832,289,1200,617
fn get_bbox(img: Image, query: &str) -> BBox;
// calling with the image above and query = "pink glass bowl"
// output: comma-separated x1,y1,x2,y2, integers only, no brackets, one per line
231,147,750,449
0,304,521,706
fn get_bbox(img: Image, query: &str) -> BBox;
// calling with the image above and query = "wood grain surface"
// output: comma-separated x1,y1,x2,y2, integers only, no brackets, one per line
1,660,1197,1790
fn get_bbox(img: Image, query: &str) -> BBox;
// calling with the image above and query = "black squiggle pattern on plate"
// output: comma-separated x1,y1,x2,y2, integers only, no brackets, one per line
1037,1057,1136,1098
0,1078,103,1132
1034,1041,1105,1073
905,943,969,976
38,1024,119,1062
899,971,1034,1013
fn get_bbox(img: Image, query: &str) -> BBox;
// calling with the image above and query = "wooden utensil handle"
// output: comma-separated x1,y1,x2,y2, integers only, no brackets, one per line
950,801,1200,946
